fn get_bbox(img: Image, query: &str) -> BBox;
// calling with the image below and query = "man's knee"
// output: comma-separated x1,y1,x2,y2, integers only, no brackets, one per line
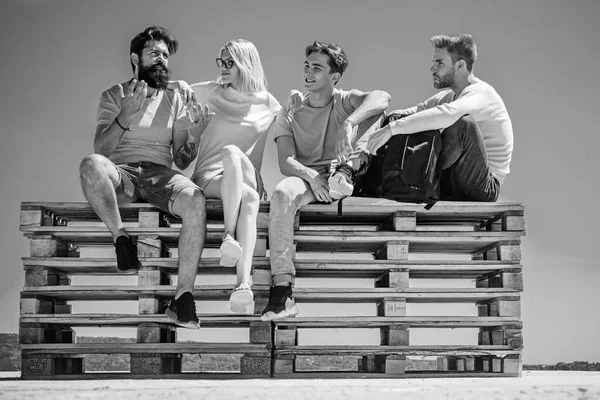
79,154,110,182
175,187,206,221
445,115,479,138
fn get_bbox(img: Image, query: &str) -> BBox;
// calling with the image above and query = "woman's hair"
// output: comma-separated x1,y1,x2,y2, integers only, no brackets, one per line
218,39,267,93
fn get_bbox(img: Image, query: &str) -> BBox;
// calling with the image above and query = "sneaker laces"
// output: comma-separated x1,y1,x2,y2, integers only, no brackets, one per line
334,164,356,184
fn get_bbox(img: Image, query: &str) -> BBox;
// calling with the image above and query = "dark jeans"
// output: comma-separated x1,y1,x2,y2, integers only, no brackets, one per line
440,116,499,202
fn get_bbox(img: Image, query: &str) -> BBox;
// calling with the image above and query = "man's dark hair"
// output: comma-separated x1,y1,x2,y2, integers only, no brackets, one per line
129,26,178,72
430,34,477,72
305,41,349,83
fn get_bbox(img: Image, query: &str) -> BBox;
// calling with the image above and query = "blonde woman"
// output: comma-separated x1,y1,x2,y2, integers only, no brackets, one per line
173,39,281,313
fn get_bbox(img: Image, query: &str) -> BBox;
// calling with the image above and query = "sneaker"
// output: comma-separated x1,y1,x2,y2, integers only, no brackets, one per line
220,235,243,267
328,164,356,200
229,282,254,314
114,236,141,274
165,292,200,329
261,285,299,321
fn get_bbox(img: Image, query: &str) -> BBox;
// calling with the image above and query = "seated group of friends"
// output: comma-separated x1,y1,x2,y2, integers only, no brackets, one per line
79,26,514,329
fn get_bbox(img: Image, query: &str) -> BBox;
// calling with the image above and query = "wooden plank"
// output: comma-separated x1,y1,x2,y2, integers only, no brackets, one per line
22,226,267,246
22,257,521,278
295,232,521,254
380,325,410,346
272,371,520,379
21,314,263,327
275,345,520,357
21,286,519,303
21,343,271,355
22,315,522,329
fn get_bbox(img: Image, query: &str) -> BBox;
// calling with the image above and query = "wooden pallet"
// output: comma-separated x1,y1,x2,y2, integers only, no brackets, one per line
18,200,525,379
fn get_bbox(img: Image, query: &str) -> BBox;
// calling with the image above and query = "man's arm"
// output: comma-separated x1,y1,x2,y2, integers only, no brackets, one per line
367,87,488,154
94,80,148,157
337,89,390,160
389,87,488,135
276,136,332,203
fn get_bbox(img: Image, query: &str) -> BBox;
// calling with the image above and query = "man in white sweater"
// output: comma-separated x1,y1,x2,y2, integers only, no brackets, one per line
367,34,513,201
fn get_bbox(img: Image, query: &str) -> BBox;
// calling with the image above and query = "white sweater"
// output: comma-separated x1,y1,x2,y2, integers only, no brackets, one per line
389,77,513,184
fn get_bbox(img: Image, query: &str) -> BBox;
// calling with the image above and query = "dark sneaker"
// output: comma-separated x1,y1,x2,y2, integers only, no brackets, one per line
114,236,141,274
261,285,299,321
328,164,356,200
165,292,200,330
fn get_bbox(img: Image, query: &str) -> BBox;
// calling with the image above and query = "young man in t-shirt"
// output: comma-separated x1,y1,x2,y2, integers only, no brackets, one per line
261,41,390,321
79,26,213,329
367,33,513,201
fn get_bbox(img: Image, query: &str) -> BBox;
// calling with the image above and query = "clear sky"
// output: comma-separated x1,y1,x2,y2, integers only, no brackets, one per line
0,0,599,364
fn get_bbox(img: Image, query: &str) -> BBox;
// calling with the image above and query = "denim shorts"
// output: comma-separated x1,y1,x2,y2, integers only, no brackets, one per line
113,161,201,217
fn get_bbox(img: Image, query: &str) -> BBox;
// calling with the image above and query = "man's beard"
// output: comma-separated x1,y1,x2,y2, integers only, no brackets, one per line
433,70,455,89
138,59,170,90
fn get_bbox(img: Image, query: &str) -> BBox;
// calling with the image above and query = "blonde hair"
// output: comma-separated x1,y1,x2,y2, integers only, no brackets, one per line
218,39,267,93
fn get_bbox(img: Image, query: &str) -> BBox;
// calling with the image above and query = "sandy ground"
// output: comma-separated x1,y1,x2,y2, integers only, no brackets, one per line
1,371,599,400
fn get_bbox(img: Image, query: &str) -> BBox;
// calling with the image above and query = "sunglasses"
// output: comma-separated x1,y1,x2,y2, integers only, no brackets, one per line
216,58,235,69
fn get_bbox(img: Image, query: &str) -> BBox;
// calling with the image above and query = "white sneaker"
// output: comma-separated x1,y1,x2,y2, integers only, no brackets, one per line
220,235,242,267
230,282,254,313
328,164,355,200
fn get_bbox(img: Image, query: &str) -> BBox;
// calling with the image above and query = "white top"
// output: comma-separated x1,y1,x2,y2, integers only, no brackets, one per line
390,77,513,184
190,81,281,186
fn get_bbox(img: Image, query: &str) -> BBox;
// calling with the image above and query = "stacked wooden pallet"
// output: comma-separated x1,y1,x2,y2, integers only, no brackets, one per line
258,198,525,378
18,198,525,379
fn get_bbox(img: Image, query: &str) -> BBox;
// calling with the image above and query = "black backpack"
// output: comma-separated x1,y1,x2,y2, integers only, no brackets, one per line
357,114,443,207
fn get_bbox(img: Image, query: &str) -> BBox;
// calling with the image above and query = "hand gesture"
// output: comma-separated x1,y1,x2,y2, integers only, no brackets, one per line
366,125,392,155
187,98,215,141
170,80,195,106
117,79,148,125
287,90,305,115
308,174,333,203
335,120,354,163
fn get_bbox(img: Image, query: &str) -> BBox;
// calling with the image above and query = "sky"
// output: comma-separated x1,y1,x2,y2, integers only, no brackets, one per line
0,0,599,365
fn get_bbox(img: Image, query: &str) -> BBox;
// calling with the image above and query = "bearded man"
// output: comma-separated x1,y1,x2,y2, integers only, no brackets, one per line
367,34,513,201
79,26,213,329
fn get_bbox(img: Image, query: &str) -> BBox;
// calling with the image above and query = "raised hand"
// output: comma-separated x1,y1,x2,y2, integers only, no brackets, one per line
335,120,354,163
366,125,393,155
170,80,195,106
117,79,147,126
187,98,215,141
308,174,333,203
287,90,305,115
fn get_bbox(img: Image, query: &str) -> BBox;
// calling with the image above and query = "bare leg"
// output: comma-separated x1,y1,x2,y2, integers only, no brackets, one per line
171,187,206,300
220,145,244,239
204,145,260,287
79,154,128,241
235,184,259,285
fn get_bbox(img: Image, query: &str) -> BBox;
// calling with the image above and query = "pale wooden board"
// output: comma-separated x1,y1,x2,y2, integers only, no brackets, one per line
19,372,269,380
272,371,520,378
21,342,271,355
22,257,522,278
19,315,522,329
20,314,263,327
274,345,520,356
294,232,521,253
21,286,520,302
272,316,522,328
